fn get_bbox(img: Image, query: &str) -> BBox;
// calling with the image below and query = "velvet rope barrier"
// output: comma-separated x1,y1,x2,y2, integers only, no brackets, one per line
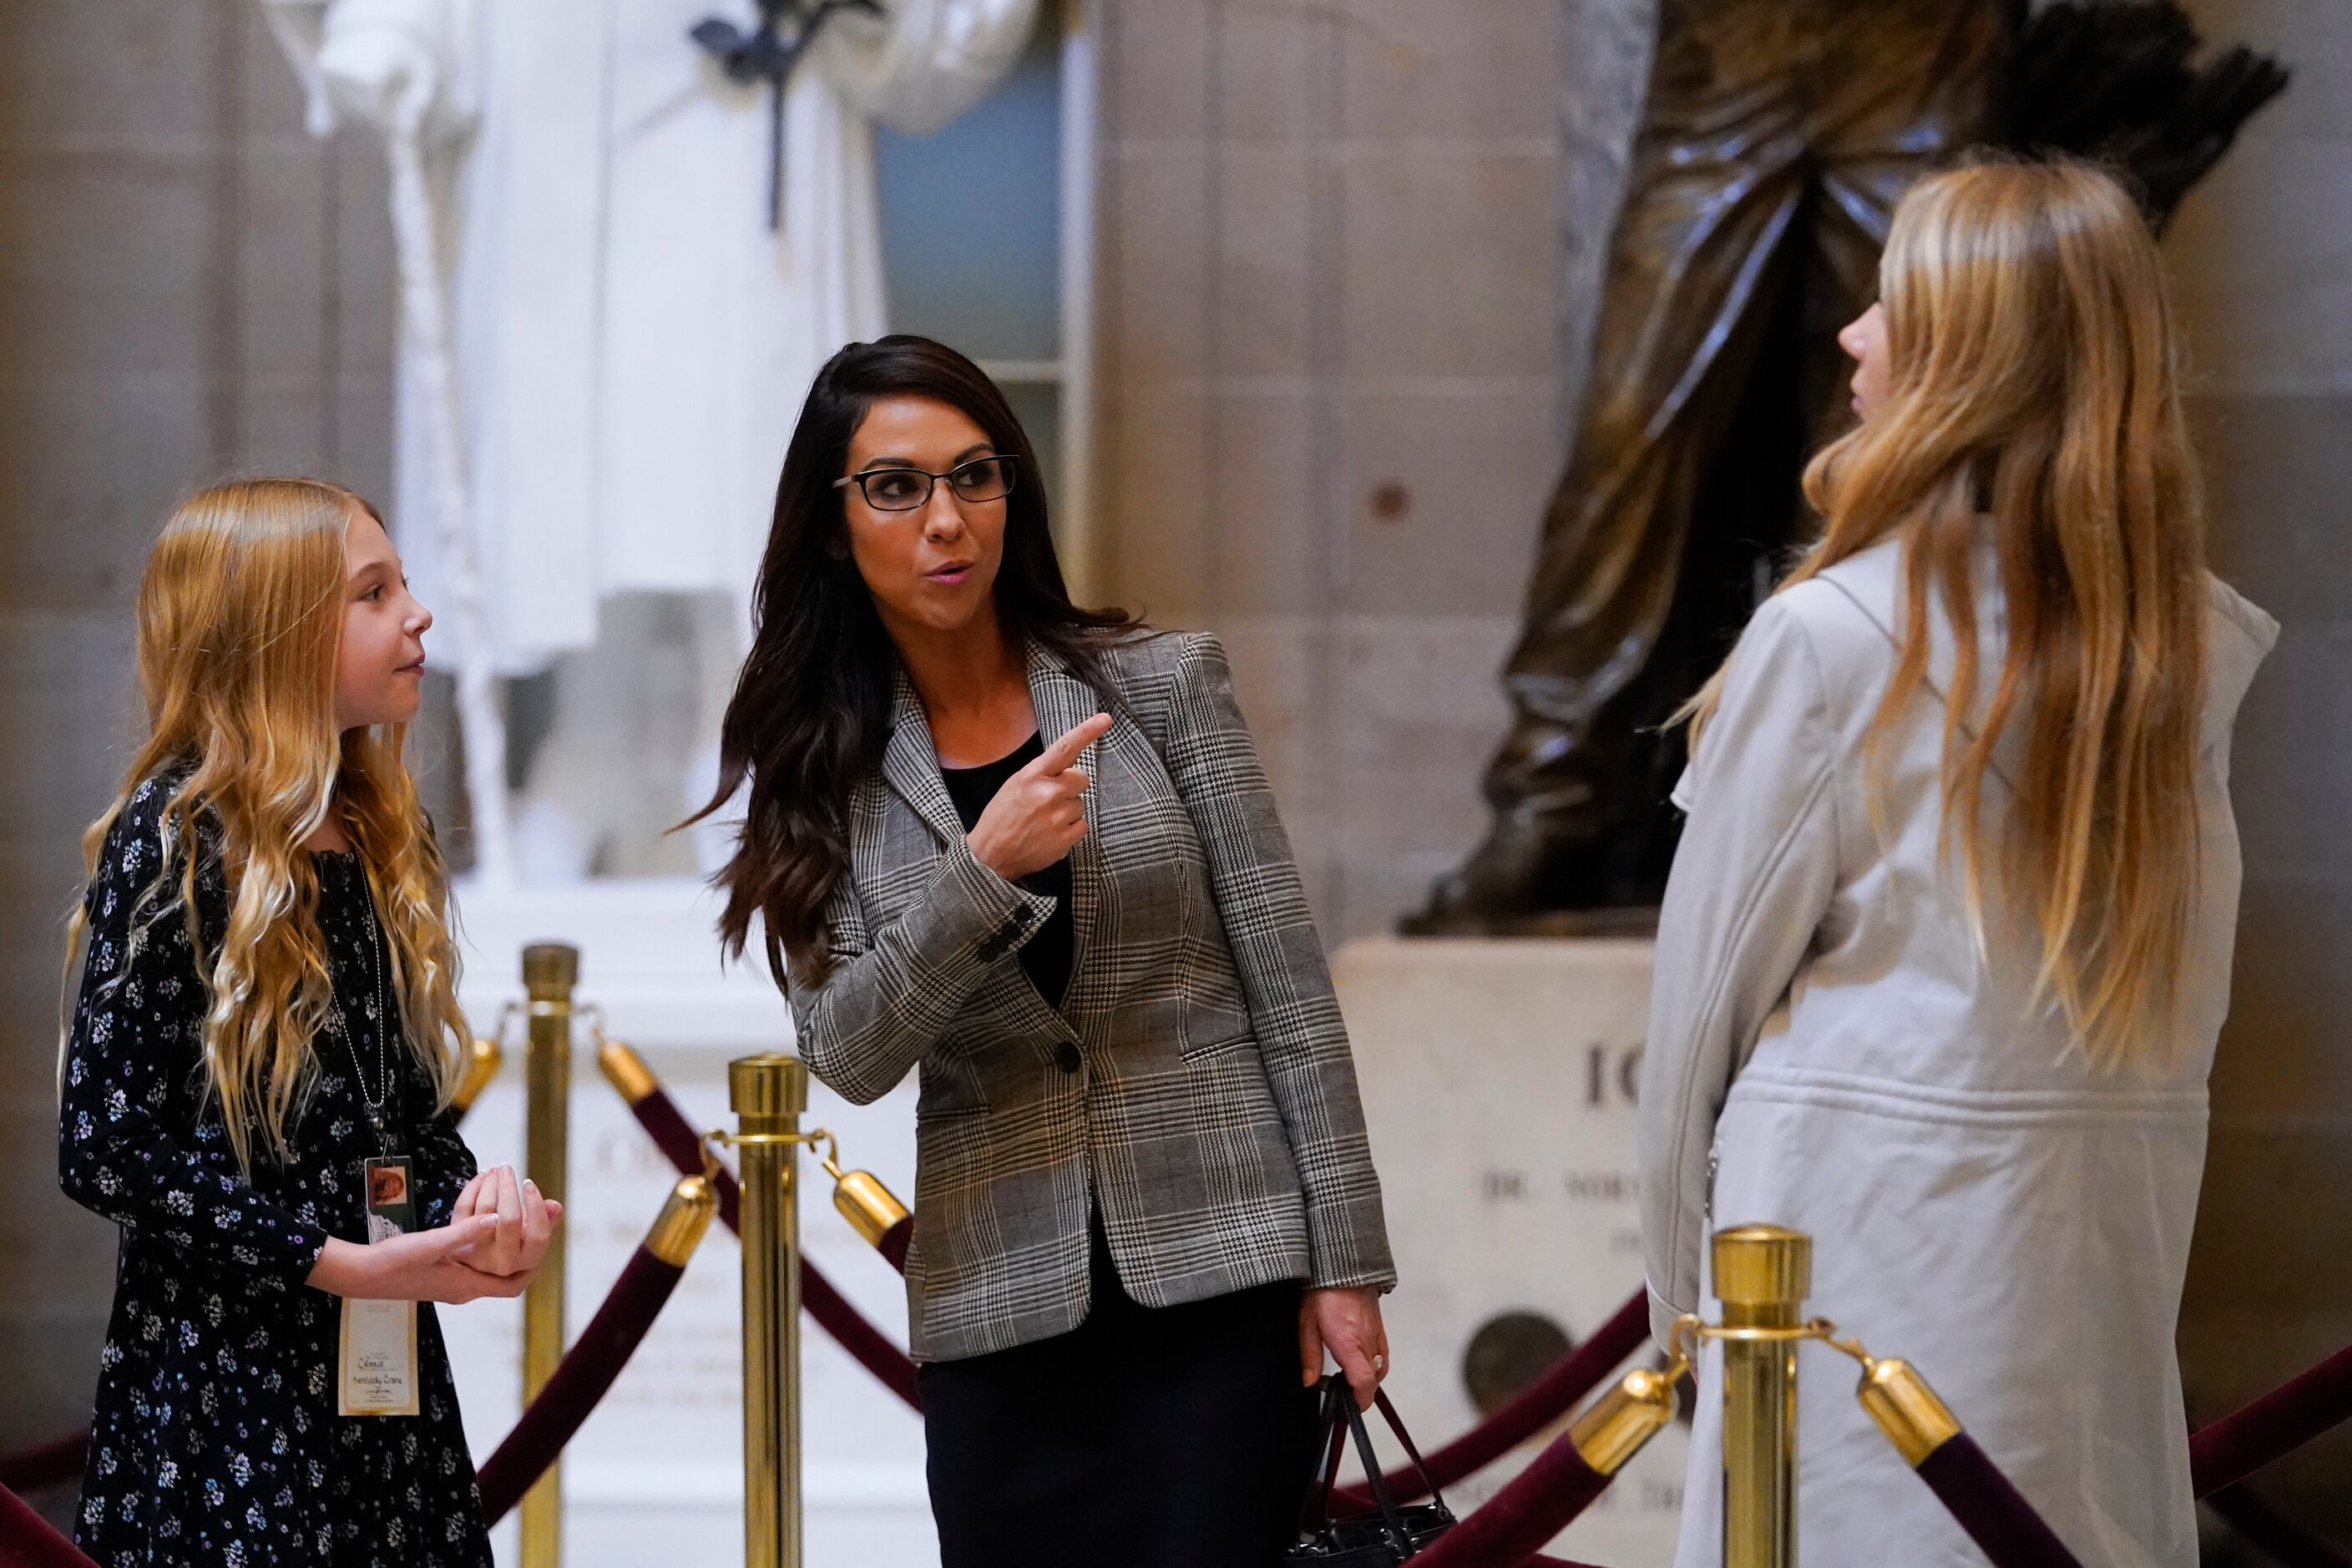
1397,1326,2352,1568
473,1173,718,1523
1332,1289,1651,1513
0,1439,80,1496
1909,1435,2086,1568
2190,1339,2352,1498
1401,1313,2100,1568
2203,1482,2352,1568
877,1212,912,1272
0,1482,99,1568
1408,1442,1608,1568
596,1039,925,1410
797,1244,923,1409
1843,1354,2085,1568
1405,1360,1685,1568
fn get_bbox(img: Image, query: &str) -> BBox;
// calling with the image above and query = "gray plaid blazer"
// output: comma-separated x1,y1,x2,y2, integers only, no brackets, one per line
789,630,1395,1363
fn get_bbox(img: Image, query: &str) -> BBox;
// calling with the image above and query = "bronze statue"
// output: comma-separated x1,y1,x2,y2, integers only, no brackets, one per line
1409,0,2284,932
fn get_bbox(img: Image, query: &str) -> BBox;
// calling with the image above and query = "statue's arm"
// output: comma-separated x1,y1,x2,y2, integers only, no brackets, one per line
256,0,338,134
815,0,1044,136
255,0,476,140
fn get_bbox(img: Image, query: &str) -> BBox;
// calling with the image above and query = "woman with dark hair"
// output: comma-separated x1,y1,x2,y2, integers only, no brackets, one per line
691,335,1396,1566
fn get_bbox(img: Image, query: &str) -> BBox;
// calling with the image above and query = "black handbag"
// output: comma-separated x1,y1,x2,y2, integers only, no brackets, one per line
1287,1376,1457,1564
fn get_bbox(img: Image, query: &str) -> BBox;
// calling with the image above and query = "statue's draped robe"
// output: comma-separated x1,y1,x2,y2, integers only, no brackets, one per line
263,0,1038,670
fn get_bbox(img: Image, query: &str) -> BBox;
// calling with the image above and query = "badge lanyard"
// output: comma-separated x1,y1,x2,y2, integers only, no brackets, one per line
336,886,421,1417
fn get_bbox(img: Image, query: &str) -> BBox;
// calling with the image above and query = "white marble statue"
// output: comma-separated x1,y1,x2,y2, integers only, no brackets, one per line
261,0,1039,879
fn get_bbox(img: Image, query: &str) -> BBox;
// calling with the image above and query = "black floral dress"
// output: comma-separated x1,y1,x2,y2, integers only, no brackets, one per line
58,774,491,1567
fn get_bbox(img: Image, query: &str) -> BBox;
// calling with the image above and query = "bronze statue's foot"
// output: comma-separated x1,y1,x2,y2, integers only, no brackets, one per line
1400,813,1627,935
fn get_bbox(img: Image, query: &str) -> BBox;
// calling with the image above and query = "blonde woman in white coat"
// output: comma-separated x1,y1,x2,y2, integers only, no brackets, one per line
1638,158,2277,1568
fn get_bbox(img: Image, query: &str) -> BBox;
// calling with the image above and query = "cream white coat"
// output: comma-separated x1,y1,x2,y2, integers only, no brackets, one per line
1638,531,2277,1567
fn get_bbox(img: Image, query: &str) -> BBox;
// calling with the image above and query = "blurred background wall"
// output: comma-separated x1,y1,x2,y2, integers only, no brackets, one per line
2162,0,2352,1537
1088,0,1643,939
2,0,2345,1550
0,0,399,1459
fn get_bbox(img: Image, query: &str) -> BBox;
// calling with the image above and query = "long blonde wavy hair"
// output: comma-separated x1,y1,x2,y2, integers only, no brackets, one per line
64,478,468,1169
1683,158,2208,1066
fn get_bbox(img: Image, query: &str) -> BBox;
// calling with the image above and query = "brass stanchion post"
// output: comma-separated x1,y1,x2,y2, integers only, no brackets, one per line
732,1054,807,1568
519,943,578,1568
1716,1224,1809,1568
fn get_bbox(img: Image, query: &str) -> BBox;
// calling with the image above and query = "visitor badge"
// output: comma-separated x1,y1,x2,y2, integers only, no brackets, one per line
340,1155,420,1416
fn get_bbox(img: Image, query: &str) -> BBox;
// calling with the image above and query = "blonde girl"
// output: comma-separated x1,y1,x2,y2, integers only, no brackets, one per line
1637,159,2276,1567
58,479,559,1567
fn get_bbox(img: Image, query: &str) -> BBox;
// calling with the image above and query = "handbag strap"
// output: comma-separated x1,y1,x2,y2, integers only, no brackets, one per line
1372,1388,1449,1513
1300,1380,1352,1535
1301,1375,1417,1558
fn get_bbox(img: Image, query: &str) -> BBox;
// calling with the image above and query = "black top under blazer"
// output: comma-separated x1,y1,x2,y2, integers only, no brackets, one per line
791,630,1397,1362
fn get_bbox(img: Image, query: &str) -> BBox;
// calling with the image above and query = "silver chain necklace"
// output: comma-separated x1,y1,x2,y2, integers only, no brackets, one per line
328,878,396,1152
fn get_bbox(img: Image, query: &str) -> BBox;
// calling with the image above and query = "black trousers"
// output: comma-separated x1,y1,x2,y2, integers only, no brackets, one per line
919,1217,1319,1568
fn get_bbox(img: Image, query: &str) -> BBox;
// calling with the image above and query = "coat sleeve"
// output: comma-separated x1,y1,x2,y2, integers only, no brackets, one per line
1637,598,1841,1346
1158,633,1397,1292
406,1094,478,1230
790,832,1057,1107
57,788,331,1282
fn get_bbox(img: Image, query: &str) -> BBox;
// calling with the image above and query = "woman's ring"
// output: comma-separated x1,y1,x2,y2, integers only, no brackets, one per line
1372,1354,1385,1372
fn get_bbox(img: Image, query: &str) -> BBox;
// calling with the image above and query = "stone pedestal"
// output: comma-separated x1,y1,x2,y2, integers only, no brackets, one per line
1333,936,1684,1564
446,878,933,1568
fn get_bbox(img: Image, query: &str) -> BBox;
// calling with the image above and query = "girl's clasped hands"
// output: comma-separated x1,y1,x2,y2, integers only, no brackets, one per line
306,1164,563,1305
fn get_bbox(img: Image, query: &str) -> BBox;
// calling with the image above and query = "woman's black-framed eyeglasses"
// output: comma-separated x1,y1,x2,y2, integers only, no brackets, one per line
834,454,1018,513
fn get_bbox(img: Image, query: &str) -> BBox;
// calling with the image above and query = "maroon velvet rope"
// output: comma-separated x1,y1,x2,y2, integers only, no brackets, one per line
1358,1323,2352,1568
1380,1407,2082,1568
878,1216,913,1272
1404,1424,1613,1568
2189,1338,2352,1499
475,1244,688,1524
1329,1290,1649,1515
620,1084,924,1410
0,1479,100,1568
1911,1434,2086,1568
1385,1393,2088,1568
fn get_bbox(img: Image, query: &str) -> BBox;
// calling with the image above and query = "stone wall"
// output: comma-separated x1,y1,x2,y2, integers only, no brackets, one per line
1090,0,1653,941
0,0,397,1463
2171,0,2352,1536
